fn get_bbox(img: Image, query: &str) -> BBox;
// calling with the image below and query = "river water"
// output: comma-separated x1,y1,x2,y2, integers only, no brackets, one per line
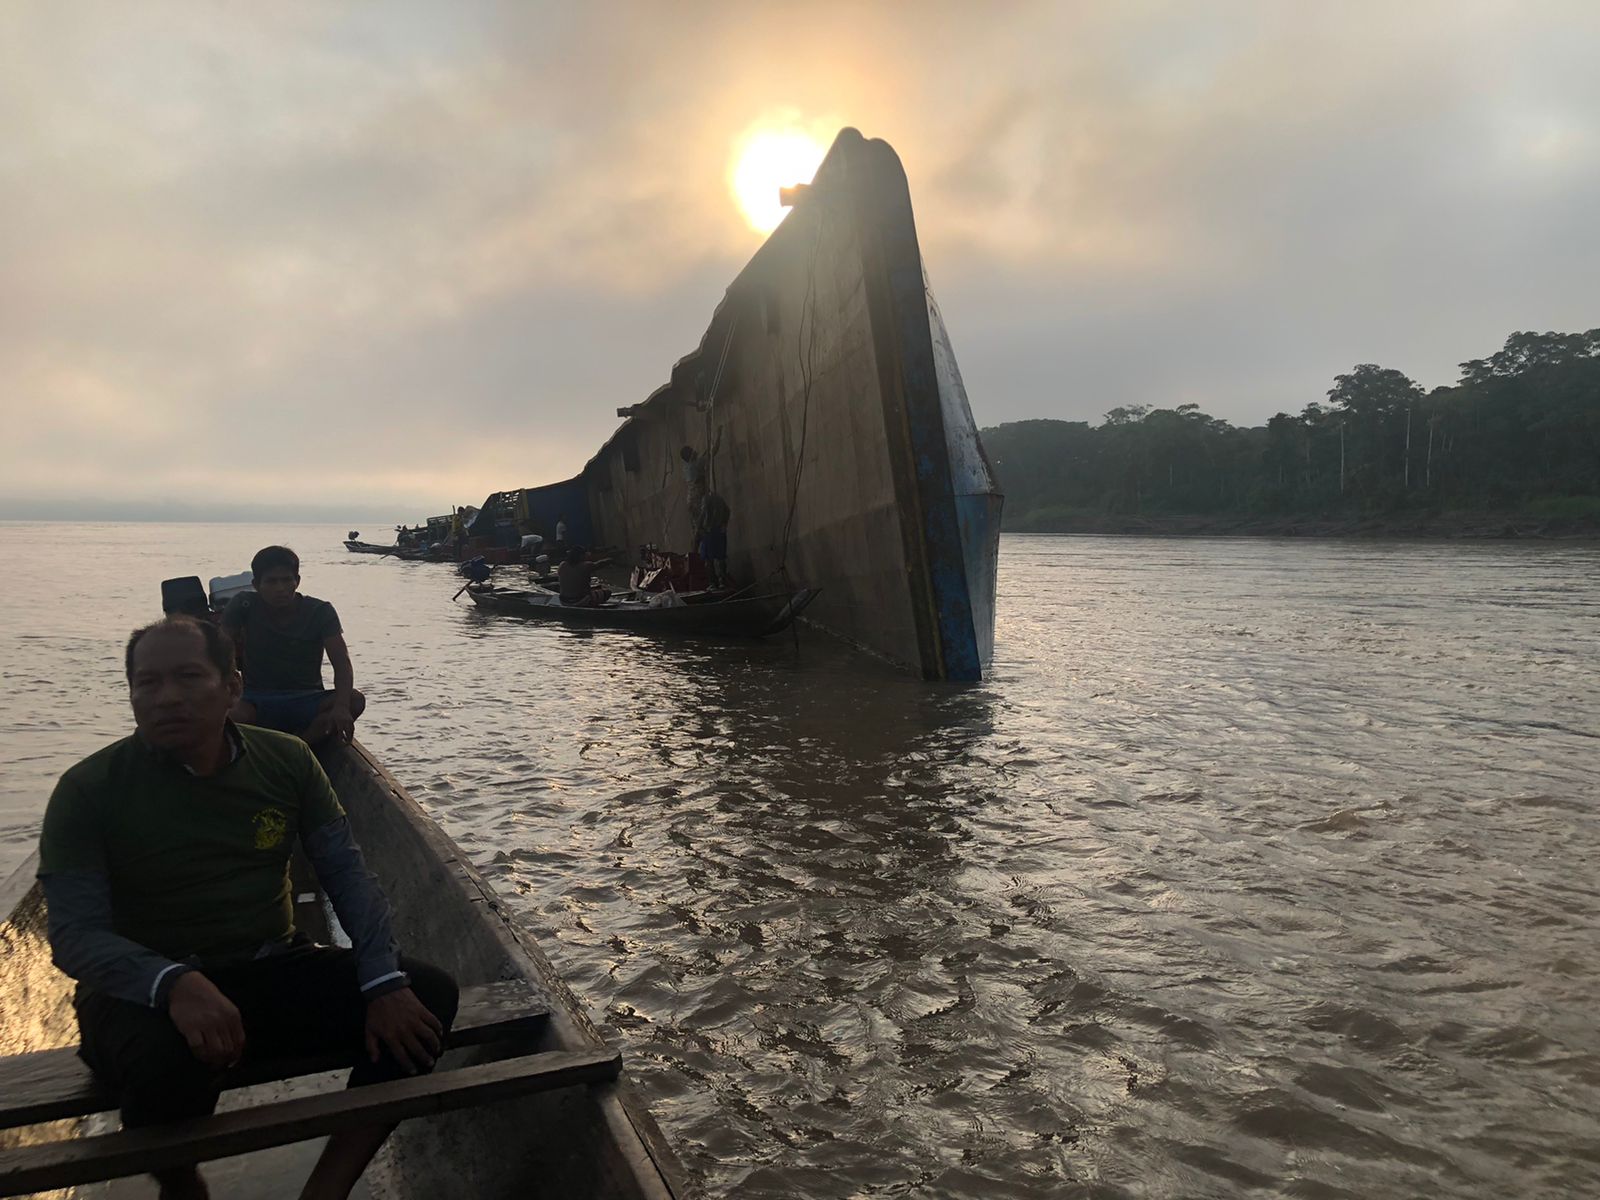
2,522,1597,1198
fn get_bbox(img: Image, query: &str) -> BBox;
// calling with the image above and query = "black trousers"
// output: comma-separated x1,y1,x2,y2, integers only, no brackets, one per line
75,944,459,1128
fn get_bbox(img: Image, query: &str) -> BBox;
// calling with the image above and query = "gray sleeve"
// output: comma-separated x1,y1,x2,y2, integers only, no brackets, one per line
301,817,405,996
318,600,343,640
219,591,249,631
40,871,192,1008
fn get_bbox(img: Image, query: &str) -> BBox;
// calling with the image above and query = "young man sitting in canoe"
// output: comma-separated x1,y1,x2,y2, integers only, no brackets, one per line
37,616,458,1200
557,545,611,607
222,545,364,747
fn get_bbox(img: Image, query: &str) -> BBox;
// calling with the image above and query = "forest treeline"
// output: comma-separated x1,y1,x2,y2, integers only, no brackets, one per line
982,329,1600,533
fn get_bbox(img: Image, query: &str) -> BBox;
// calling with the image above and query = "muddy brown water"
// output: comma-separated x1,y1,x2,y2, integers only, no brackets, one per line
3,522,1597,1197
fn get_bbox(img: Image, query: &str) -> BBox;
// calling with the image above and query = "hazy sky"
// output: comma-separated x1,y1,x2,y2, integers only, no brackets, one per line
4,1,1597,518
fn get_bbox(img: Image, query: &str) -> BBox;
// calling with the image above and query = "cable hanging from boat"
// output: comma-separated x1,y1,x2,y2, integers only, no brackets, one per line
703,312,738,495
769,209,826,657
658,313,739,550
775,209,824,578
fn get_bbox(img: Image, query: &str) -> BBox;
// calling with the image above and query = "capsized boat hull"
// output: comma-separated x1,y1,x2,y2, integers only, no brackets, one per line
498,130,1001,680
0,742,690,1199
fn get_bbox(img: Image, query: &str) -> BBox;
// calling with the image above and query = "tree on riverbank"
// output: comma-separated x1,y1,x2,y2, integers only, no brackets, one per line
985,328,1600,531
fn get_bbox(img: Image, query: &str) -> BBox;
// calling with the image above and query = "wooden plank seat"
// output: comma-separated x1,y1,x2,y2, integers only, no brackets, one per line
0,1047,622,1197
0,979,550,1131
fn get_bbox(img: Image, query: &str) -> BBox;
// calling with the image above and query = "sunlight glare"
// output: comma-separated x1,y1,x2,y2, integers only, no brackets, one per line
730,125,827,235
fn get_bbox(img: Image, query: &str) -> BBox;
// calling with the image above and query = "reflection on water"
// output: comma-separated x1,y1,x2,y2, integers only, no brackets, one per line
3,523,1599,1197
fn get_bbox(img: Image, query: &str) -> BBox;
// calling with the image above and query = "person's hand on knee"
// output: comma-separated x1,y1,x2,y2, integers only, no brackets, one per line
365,987,443,1074
327,704,355,743
167,972,246,1069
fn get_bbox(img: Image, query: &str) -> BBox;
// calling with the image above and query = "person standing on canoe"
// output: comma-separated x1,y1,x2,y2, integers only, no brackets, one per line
37,616,458,1200
695,490,731,590
449,508,467,560
222,546,363,748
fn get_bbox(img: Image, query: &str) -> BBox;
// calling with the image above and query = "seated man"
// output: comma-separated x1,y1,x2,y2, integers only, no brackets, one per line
38,616,457,1200
223,545,364,746
557,545,610,607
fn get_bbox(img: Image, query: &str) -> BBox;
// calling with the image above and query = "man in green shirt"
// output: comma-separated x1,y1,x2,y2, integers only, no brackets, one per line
39,617,456,1200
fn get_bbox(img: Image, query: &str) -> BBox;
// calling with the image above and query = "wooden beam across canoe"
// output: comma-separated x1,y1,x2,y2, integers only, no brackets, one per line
0,978,550,1132
0,1048,620,1196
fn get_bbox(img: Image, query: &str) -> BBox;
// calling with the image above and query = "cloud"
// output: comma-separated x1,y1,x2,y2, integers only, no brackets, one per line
2,0,1597,518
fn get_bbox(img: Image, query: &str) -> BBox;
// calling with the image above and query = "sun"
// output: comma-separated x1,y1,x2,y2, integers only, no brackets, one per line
729,124,827,234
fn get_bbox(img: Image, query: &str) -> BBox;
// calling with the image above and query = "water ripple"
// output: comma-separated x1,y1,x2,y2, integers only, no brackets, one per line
3,523,1599,1197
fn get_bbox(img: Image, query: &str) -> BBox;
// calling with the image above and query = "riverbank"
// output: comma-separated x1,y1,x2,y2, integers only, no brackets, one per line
1004,510,1600,539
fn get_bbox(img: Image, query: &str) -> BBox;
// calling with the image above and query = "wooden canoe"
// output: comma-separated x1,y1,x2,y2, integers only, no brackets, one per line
0,741,692,1199
343,541,434,560
465,583,818,638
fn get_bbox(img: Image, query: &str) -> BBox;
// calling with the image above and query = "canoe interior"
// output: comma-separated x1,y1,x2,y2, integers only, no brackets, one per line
0,744,687,1199
467,584,816,637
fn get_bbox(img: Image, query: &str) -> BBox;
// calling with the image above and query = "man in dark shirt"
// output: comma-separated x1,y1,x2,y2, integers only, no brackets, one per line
39,616,456,1200
695,491,731,590
557,545,609,607
222,545,364,746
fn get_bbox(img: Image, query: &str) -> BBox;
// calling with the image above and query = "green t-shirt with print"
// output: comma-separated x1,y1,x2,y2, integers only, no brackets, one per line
38,725,344,963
